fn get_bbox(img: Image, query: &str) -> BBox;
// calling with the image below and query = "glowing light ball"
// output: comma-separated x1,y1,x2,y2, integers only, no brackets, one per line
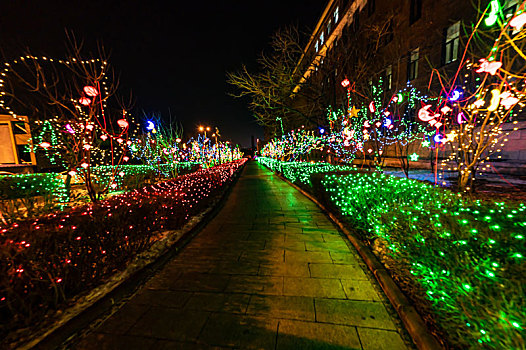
83,85,99,97
117,119,129,128
40,142,51,149
100,134,108,141
341,79,350,88
79,97,91,106
80,162,89,168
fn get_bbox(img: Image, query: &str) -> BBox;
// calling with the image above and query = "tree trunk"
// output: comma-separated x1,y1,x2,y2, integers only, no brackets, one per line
458,169,473,192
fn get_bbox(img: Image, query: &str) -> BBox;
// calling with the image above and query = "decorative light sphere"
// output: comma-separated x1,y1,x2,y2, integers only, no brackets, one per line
83,85,99,97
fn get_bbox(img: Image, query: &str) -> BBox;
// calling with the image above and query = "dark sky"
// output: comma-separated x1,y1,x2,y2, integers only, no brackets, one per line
0,0,324,147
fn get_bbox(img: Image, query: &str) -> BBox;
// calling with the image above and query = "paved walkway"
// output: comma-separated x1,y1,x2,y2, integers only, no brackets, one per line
75,161,410,350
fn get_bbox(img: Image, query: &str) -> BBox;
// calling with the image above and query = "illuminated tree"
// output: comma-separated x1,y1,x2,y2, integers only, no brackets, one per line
129,116,184,177
425,2,526,191
0,42,135,202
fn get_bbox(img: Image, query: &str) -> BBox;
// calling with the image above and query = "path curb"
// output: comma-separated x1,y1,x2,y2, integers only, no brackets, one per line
20,162,247,350
270,170,443,350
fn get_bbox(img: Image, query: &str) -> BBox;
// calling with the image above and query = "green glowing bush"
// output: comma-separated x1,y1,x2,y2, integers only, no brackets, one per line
257,157,354,186
321,172,525,349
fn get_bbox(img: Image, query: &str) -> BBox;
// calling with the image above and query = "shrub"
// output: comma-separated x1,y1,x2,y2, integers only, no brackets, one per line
321,172,525,349
0,159,245,339
259,158,525,349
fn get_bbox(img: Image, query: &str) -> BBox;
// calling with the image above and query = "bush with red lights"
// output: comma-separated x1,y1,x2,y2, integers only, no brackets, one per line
0,159,246,339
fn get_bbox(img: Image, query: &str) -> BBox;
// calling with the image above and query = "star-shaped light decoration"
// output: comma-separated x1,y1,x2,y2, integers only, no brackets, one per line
350,106,360,118
422,140,431,148
445,130,458,143
409,153,420,161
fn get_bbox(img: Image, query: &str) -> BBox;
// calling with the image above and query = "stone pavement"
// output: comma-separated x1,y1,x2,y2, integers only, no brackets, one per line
74,161,410,350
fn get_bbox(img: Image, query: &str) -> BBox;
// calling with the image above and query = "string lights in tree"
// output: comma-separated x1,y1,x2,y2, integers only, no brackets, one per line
0,51,139,202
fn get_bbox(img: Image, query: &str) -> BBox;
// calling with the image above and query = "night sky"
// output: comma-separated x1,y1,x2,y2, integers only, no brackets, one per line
0,1,324,147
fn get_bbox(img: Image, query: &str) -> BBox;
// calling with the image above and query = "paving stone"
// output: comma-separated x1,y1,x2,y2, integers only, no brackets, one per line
315,299,397,330
309,263,368,280
168,272,231,292
357,327,407,350
210,261,260,276
127,307,209,341
74,333,158,350
330,251,361,264
226,275,284,295
198,313,278,349
184,292,251,314
340,279,382,301
259,261,311,277
127,289,192,309
285,233,325,243
285,250,333,264
75,161,407,349
276,319,362,350
305,241,352,253
283,277,346,299
246,295,315,321
95,303,150,335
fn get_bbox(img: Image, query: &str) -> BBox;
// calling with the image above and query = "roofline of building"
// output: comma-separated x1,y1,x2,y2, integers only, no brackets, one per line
292,0,366,94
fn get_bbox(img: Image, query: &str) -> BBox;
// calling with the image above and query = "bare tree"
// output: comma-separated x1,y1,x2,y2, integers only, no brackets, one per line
227,27,326,137
1,39,133,202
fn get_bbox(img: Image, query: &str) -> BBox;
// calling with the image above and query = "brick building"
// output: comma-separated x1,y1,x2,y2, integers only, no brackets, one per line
293,0,526,175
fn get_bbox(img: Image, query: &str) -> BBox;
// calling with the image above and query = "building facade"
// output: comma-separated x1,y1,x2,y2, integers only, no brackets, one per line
293,0,526,175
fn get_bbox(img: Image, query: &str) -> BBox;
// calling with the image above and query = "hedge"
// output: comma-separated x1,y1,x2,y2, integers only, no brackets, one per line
0,159,245,340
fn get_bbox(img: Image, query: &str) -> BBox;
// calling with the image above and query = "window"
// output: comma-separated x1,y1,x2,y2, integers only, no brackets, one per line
382,20,394,46
444,21,460,64
334,6,339,23
367,0,376,17
410,0,422,24
386,65,392,90
320,32,325,46
408,48,419,81
16,145,32,163
327,20,332,34
12,121,27,134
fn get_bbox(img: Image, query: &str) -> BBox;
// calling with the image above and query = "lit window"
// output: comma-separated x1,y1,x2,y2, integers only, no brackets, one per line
320,32,325,46
386,65,392,90
334,6,339,23
408,48,419,81
444,21,460,64
328,20,332,34
315,41,319,52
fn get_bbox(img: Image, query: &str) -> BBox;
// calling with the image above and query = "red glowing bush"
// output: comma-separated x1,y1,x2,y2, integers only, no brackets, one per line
0,159,246,339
